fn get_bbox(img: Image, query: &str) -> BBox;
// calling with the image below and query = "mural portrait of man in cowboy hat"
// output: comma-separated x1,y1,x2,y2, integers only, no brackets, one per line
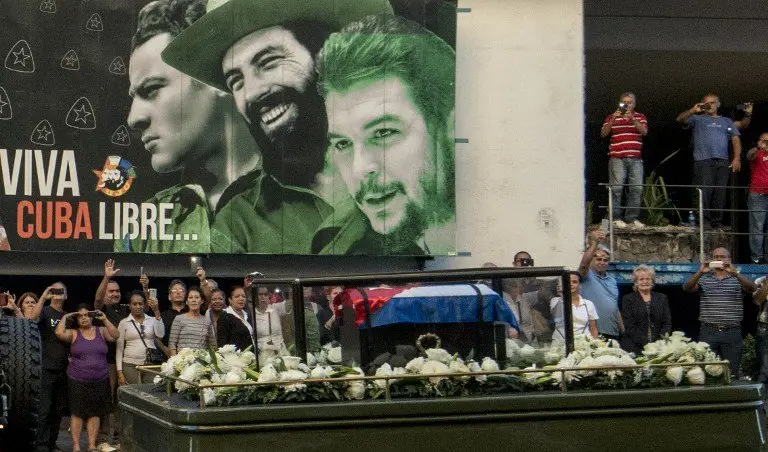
161,0,394,253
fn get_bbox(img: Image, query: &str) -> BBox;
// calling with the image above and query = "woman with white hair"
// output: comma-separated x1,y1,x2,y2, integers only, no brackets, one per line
620,264,671,354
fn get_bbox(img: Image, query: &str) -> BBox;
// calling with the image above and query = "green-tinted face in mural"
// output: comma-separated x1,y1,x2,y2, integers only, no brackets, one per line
319,14,456,252
327,76,432,235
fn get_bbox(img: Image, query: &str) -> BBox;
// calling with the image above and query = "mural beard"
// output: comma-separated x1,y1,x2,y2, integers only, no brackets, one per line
246,87,328,189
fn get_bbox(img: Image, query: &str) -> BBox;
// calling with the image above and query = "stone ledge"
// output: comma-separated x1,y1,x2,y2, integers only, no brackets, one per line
589,224,735,263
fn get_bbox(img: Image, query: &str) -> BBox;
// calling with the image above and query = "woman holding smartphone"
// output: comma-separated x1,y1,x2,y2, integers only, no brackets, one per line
55,304,119,452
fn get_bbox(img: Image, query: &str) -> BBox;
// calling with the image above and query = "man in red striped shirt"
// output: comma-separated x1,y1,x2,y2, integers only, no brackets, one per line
600,92,648,228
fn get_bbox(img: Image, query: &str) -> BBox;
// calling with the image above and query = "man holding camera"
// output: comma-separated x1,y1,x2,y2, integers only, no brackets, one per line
683,247,755,378
32,282,69,452
677,94,750,228
601,92,648,229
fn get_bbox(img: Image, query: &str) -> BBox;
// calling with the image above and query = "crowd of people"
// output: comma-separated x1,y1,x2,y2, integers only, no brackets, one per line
3,244,768,450
601,91,768,265
1,259,344,452
498,231,768,384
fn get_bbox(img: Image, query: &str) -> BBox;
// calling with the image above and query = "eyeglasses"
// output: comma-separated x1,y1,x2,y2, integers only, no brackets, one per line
594,257,609,262
170,289,184,293
139,323,145,338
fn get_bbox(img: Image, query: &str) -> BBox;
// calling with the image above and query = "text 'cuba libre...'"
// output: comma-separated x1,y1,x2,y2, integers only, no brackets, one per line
1,148,180,241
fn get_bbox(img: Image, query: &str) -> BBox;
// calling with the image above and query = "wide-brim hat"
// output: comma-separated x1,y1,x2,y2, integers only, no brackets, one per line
161,0,394,92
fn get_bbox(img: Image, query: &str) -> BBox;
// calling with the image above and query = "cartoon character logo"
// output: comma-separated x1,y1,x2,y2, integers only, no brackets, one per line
93,156,136,197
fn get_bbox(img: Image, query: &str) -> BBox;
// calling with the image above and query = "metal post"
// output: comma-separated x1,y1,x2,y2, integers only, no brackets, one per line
607,186,614,258
562,271,574,355
697,188,704,262
249,283,260,369
291,280,307,363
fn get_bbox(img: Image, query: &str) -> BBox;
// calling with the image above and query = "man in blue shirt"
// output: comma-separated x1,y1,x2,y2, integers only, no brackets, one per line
578,229,621,340
677,94,750,228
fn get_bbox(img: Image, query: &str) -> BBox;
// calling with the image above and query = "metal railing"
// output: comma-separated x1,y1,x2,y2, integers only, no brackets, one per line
600,182,765,262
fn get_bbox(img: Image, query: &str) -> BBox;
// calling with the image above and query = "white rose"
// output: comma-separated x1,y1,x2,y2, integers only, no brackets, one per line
686,366,706,385
218,344,237,355
519,345,536,359
425,348,452,364
420,360,451,384
468,361,486,382
666,366,683,386
327,347,343,364
180,362,204,382
310,366,329,379
279,370,308,382
153,375,163,384
284,383,307,393
374,363,394,389
306,353,317,367
705,364,724,378
257,364,279,383
481,357,500,372
202,388,216,405
282,356,302,370
224,371,243,384
160,361,176,376
449,360,470,374
346,381,366,400
405,357,425,373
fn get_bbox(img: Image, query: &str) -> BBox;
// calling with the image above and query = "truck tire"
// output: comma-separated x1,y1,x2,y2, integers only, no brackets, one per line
0,315,42,451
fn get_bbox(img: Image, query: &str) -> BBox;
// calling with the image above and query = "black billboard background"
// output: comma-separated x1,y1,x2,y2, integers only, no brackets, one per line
0,0,457,253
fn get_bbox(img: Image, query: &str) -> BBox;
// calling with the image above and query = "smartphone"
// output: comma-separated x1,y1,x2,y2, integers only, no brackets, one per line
87,310,100,318
190,256,202,274
708,260,724,269
140,266,144,275
149,288,157,299
50,288,64,295
0,293,7,307
600,218,610,234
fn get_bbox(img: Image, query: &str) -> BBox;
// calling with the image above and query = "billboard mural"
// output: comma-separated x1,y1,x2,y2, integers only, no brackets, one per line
0,0,456,255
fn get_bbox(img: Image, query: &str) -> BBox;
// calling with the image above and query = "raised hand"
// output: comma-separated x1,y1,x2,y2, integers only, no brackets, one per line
104,259,120,278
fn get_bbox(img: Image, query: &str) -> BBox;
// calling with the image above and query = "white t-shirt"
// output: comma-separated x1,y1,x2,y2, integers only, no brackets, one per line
550,296,599,338
253,302,287,349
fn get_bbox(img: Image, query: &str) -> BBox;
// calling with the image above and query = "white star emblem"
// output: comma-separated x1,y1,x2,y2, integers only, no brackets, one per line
72,105,92,124
115,130,127,141
40,0,55,12
0,98,7,114
36,124,51,140
63,54,76,66
13,47,30,66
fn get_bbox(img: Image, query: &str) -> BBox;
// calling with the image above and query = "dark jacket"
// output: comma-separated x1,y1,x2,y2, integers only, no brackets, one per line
620,291,672,354
213,311,254,352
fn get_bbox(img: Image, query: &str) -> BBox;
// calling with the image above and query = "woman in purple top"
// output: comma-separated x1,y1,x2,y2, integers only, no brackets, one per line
55,303,119,452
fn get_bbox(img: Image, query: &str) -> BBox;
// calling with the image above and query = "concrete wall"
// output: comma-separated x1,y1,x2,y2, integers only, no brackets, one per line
428,0,585,271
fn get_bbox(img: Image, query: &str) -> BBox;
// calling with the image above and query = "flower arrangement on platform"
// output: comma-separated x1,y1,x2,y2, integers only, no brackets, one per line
149,332,729,407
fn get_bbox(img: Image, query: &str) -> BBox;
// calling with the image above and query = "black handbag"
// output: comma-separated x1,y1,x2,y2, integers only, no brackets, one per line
131,319,165,364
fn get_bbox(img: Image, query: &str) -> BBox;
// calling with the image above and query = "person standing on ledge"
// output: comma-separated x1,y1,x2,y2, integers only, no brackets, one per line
676,94,750,228
600,92,648,229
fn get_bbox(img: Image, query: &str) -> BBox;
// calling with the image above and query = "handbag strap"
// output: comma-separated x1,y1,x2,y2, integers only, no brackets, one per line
131,319,150,350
